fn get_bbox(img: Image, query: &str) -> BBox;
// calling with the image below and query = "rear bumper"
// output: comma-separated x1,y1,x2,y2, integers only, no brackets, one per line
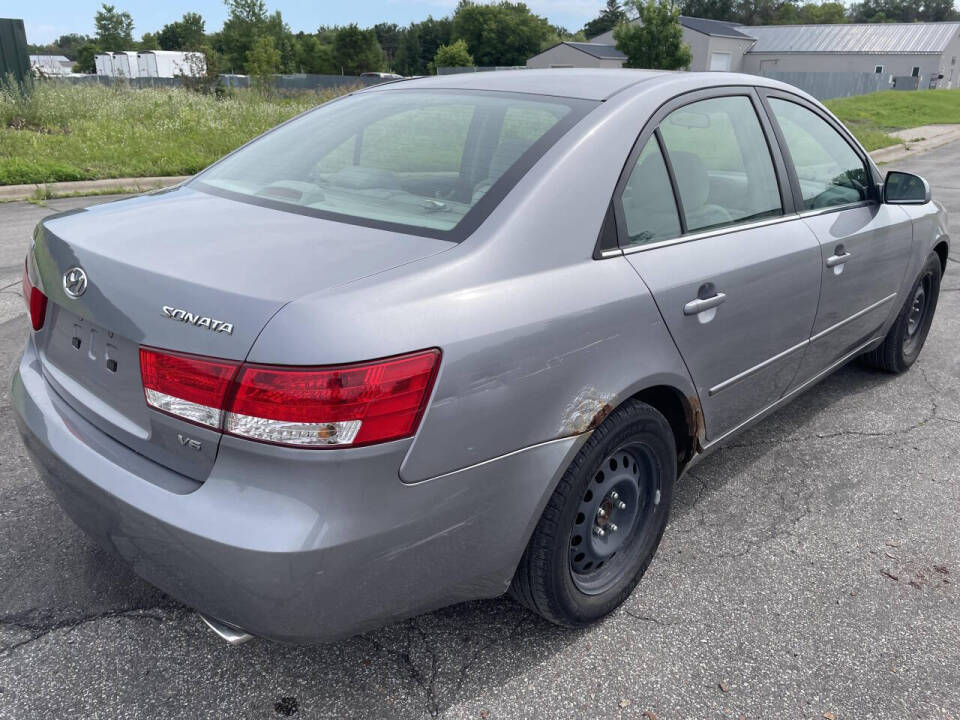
12,338,583,644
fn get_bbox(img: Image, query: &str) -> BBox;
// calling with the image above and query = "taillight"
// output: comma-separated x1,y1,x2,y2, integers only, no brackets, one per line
140,348,239,429
22,256,48,331
139,347,440,448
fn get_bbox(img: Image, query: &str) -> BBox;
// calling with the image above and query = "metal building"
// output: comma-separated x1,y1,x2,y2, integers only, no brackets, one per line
741,22,960,88
527,18,960,89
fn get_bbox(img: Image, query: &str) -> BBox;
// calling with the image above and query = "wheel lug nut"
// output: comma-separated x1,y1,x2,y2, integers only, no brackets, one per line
598,508,608,519
610,491,619,501
617,501,627,510
593,526,606,537
608,523,618,533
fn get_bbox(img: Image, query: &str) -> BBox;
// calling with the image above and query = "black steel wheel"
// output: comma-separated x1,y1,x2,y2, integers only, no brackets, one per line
862,251,941,373
510,399,676,627
569,443,661,595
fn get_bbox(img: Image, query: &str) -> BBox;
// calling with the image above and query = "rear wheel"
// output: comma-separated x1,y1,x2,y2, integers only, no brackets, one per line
862,252,941,373
510,400,675,626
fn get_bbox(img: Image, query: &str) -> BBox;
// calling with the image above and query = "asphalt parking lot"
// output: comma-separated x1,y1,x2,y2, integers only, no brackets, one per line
1,144,958,720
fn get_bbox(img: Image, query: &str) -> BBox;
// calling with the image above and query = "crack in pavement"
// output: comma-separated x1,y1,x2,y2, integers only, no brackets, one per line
0,605,187,658
361,619,442,718
360,614,531,719
719,404,941,453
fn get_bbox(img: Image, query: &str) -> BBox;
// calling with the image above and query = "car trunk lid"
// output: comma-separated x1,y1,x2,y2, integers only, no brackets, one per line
31,187,453,481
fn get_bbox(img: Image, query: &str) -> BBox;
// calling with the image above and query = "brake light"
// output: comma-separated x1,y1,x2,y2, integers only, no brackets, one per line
22,257,48,331
140,348,238,429
138,347,440,448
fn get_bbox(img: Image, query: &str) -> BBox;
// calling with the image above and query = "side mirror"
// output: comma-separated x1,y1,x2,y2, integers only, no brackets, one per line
883,171,930,204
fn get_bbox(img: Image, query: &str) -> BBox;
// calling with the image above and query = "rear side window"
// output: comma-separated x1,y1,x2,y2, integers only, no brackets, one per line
658,96,783,233
192,91,592,239
768,98,869,211
620,137,682,246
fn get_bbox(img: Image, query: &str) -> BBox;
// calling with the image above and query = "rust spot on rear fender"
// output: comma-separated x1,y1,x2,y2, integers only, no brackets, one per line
686,394,705,454
558,388,615,436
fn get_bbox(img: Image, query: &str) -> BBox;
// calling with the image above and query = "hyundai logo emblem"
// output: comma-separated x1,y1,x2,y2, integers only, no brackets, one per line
63,267,88,298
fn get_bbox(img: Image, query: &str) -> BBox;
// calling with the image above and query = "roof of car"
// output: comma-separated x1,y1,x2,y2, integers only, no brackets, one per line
366,69,671,101
366,69,792,102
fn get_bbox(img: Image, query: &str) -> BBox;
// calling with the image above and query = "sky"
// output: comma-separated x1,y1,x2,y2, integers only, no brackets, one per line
17,0,607,45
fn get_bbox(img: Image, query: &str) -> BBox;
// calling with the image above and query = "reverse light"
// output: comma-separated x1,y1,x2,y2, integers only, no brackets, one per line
22,256,48,331
138,347,440,448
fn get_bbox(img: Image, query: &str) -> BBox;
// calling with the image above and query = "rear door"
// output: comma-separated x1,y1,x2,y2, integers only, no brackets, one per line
616,88,822,441
761,92,914,384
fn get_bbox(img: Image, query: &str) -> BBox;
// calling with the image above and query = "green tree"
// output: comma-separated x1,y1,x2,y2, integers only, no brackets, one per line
95,4,134,51
73,43,100,73
373,23,402,67
27,33,93,61
794,1,848,22
158,12,206,50
178,46,221,94
139,32,160,50
734,0,795,24
540,25,587,51
394,25,424,75
332,24,384,74
583,0,627,38
218,0,269,72
614,0,692,70
246,35,281,92
294,33,337,74
452,1,552,67
678,0,736,21
417,17,453,71
433,38,474,71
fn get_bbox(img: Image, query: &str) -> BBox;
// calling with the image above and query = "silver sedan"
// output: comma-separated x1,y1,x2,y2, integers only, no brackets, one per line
12,69,948,644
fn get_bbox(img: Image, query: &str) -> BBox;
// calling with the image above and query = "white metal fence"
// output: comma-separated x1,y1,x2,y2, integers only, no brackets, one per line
45,73,389,91
437,66,527,75
758,70,945,100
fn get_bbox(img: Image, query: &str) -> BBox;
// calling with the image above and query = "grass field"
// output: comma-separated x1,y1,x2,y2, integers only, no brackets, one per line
824,89,960,151
2,82,959,185
0,81,352,186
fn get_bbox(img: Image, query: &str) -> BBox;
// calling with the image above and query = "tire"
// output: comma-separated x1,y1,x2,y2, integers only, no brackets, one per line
862,251,942,374
509,400,676,627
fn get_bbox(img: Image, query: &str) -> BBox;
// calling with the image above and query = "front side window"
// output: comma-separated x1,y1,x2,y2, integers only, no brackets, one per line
658,95,783,233
768,98,869,211
193,90,589,238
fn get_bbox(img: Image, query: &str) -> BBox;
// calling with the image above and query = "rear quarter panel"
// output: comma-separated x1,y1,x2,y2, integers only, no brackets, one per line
247,80,706,482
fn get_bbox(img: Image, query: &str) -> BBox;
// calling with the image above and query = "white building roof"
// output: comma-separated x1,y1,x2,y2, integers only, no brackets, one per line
740,22,960,55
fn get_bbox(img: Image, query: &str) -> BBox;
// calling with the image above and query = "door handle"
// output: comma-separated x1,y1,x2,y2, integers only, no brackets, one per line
826,248,852,268
683,292,727,316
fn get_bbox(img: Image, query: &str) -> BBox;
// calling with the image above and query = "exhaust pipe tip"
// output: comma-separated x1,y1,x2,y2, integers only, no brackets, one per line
198,613,254,645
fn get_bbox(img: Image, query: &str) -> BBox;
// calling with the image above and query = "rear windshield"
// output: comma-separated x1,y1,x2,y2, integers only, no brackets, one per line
192,89,594,240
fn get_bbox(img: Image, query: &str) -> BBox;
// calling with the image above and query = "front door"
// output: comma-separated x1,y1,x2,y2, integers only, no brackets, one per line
763,94,914,383
616,91,822,441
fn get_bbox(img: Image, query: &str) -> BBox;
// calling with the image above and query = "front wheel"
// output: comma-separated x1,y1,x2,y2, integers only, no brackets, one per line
862,251,942,373
509,400,675,627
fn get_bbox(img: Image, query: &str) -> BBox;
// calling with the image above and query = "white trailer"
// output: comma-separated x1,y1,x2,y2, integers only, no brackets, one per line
94,53,115,77
136,51,205,78
111,51,140,79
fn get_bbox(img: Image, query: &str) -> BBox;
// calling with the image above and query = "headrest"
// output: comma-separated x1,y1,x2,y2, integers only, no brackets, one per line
668,150,711,211
331,166,400,190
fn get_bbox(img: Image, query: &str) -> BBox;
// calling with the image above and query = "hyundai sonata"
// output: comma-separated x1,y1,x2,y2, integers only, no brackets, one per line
13,69,947,644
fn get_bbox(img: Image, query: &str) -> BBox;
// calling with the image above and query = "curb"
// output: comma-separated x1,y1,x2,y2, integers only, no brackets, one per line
0,176,190,202
870,127,960,164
